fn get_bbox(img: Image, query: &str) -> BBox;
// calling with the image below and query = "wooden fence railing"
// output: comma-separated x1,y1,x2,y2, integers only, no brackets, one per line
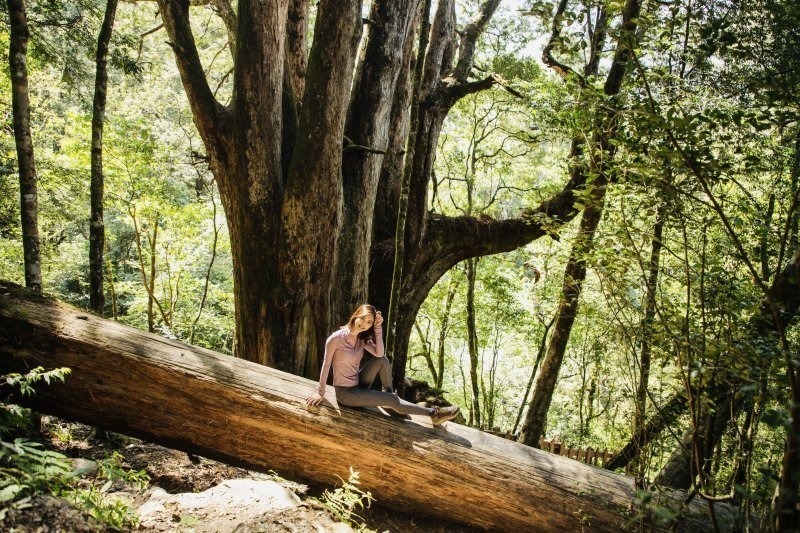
538,438,615,468
484,431,616,468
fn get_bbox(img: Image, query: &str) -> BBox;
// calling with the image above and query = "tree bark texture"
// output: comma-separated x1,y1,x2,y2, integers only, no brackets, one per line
276,0,363,376
90,0,119,315
7,0,42,293
157,0,363,377
384,0,434,360
284,0,308,100
334,0,421,322
0,284,737,532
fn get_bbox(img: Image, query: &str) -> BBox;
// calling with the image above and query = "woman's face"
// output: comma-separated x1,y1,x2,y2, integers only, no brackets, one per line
352,313,375,333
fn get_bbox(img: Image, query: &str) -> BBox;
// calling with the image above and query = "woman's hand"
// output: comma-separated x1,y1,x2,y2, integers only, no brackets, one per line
374,311,383,327
306,392,324,406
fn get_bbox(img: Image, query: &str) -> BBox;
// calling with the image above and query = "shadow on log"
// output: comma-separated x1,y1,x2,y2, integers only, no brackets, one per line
0,282,736,531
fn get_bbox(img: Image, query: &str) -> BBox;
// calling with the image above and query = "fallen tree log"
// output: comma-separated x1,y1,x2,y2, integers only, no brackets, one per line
0,283,734,531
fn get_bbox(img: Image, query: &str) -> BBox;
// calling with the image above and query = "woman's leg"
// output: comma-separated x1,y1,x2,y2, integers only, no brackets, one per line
359,356,393,391
335,386,431,416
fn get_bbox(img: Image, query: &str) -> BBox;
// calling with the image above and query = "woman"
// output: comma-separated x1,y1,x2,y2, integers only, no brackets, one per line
306,304,460,425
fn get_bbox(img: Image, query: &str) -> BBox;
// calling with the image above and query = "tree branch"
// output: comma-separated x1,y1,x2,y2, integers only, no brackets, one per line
397,0,643,317
157,0,227,143
541,0,582,81
207,0,236,55
343,135,387,155
452,0,501,80
439,74,498,102
421,0,456,95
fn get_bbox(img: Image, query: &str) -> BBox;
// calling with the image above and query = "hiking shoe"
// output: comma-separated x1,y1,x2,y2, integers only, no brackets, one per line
430,405,460,425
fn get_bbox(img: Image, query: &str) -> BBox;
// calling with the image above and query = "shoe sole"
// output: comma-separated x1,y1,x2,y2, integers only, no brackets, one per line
431,410,459,425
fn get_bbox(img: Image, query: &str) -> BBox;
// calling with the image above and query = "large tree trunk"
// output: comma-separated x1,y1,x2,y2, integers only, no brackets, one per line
89,0,119,315
384,0,432,354
156,0,613,388
7,0,41,293
367,3,420,347
157,0,362,376
155,0,643,390
274,1,363,376
0,284,738,532
334,0,420,322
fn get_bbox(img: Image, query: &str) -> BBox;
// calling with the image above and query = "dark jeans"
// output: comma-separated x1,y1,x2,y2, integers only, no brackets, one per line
334,356,431,416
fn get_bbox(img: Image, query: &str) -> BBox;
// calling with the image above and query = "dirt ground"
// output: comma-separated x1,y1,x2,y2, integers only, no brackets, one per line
0,417,479,532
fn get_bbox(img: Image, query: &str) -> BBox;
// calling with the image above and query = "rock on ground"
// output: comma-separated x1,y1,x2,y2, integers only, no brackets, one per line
128,478,353,532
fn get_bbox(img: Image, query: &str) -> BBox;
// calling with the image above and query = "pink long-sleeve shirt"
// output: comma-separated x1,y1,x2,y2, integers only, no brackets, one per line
317,325,384,396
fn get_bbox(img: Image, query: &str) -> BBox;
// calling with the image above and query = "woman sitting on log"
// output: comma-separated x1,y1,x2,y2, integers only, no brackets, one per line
306,304,460,425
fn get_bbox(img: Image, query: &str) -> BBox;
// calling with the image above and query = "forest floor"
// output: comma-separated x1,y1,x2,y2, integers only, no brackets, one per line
1,416,479,532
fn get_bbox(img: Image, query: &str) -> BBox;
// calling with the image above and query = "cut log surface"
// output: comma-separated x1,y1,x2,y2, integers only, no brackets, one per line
0,283,732,531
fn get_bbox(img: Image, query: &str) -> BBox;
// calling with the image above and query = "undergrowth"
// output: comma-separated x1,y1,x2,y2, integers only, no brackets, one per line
0,366,149,530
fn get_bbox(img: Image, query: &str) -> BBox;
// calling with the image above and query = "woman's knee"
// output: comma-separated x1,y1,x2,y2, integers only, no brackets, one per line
383,391,401,406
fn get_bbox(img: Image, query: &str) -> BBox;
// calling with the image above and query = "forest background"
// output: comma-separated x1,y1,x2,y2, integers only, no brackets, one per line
2,0,800,529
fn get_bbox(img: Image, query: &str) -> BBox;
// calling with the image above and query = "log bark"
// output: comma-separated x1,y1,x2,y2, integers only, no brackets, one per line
0,284,734,532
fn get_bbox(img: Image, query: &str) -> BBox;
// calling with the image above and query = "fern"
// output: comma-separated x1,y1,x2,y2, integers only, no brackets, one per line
0,438,72,496
0,368,74,521
319,468,375,529
1,367,70,439
0,483,25,504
